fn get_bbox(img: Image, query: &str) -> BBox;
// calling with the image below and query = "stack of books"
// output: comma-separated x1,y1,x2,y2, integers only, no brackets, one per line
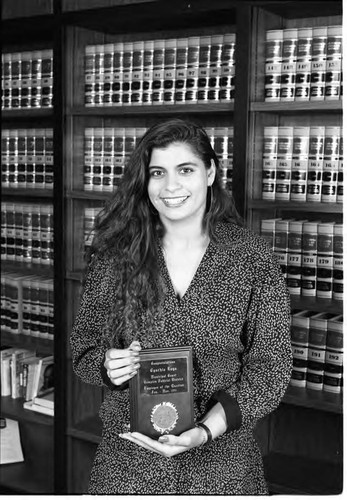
1,273,54,339
84,33,236,107
1,49,53,110
261,124,343,203
260,218,343,300
1,346,54,412
1,202,54,265
1,128,54,190
290,310,343,393
264,25,342,102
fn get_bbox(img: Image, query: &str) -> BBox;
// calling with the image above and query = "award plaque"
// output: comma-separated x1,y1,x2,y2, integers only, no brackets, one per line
129,346,194,439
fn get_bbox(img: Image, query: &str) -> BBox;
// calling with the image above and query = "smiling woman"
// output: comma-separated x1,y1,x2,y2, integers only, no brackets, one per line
70,118,293,495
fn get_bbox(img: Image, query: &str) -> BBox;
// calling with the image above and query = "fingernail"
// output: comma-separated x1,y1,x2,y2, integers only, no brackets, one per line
159,436,168,442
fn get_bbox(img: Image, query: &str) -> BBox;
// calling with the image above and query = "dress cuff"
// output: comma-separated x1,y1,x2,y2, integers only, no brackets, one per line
100,360,129,391
210,390,242,432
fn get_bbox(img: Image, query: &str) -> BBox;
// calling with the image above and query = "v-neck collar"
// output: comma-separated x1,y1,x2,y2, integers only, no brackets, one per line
157,239,215,303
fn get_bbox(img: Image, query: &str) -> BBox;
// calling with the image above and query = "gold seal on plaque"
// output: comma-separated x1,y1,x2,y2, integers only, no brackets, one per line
151,402,178,434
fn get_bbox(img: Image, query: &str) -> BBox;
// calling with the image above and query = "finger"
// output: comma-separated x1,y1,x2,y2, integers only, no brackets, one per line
105,355,139,371
129,340,141,352
120,432,160,454
106,348,137,361
108,362,140,380
110,370,137,386
158,433,193,447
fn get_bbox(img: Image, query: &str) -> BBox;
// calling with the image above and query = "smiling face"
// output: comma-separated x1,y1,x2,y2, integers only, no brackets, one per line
147,142,216,227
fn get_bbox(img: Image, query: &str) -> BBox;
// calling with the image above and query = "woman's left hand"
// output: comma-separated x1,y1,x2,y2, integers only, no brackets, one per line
119,426,207,457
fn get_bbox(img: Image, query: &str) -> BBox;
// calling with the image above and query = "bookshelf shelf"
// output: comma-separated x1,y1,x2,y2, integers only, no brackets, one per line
70,102,234,117
1,331,53,356
250,101,342,113
264,453,343,495
282,385,342,414
0,396,53,426
2,262,53,278
1,188,54,199
1,109,54,121
247,200,343,214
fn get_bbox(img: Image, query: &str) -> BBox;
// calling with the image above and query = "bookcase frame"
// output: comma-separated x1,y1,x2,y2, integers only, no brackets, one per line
1,0,343,495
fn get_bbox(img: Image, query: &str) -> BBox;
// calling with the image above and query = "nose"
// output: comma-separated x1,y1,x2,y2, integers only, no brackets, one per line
164,171,181,192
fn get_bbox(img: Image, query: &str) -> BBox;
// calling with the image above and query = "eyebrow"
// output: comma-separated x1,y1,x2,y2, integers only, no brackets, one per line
148,161,199,169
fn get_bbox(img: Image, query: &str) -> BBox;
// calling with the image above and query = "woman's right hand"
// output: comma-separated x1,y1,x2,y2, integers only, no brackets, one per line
104,340,141,386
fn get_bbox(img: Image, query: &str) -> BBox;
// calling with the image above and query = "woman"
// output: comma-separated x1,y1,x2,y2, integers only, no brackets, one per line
70,118,292,495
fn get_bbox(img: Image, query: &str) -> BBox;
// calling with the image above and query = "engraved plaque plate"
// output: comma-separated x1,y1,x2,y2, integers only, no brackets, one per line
129,346,194,438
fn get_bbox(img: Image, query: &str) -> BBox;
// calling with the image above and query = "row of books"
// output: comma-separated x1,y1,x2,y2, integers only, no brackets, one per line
261,219,343,300
1,273,54,339
83,125,234,192
2,128,54,190
1,203,54,266
290,310,343,394
84,33,236,106
2,49,53,109
262,125,343,203
265,25,342,101
0,346,54,416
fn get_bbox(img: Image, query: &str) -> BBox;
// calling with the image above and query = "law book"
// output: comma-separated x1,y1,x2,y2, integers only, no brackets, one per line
142,39,154,105
290,310,315,387
208,34,223,102
131,40,144,105
307,126,325,202
33,388,54,409
310,26,327,101
325,25,342,100
291,126,309,201
332,223,343,301
24,356,41,401
264,29,283,102
280,28,298,102
130,346,194,439
220,33,236,102
185,36,199,104
175,38,188,104
306,312,333,391
122,41,133,106
152,39,165,105
94,44,105,107
197,35,211,103
323,314,343,393
23,399,54,416
287,220,306,295
85,45,96,106
294,27,312,101
103,43,114,107
262,126,278,200
10,348,36,399
112,41,124,106
0,347,16,396
275,126,294,201
32,355,54,400
44,128,54,190
163,38,176,105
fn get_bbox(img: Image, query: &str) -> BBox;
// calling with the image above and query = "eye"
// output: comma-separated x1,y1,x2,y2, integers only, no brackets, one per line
149,169,164,178
179,167,193,174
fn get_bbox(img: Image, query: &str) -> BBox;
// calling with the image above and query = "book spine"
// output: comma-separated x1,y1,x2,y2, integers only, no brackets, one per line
290,310,312,387
1,129,10,188
287,220,304,295
163,38,176,105
290,126,309,201
316,222,334,299
122,41,132,106
322,125,340,203
306,314,328,391
103,43,114,107
295,27,312,101
197,35,211,103
112,42,123,106
175,38,188,104
275,126,293,201
220,33,236,102
262,126,278,200
280,28,298,102
307,125,325,202
332,223,343,301
41,49,53,108
310,26,327,101
152,39,165,105
323,315,343,393
9,129,19,189
142,40,154,105
274,219,291,281
185,36,200,104
131,41,144,106
45,128,54,190
94,44,105,107
325,25,342,100
208,34,223,103
264,29,283,102
301,221,319,297
31,50,42,109
17,128,27,189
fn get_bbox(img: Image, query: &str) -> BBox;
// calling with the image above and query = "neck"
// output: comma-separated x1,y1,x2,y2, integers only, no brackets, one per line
161,218,208,249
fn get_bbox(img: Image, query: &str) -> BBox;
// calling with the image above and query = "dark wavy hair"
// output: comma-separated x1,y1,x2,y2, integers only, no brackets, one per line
87,118,242,347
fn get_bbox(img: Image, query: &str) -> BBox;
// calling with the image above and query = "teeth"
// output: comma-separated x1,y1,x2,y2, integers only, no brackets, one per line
162,196,188,206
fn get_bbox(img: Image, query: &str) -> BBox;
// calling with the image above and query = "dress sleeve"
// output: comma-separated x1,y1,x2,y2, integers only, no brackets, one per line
212,245,293,430
70,256,117,388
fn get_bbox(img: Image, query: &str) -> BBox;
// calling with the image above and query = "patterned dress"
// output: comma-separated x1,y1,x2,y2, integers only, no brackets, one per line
70,222,293,495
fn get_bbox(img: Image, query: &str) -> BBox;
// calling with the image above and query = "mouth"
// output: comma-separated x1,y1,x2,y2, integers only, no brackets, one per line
161,196,189,207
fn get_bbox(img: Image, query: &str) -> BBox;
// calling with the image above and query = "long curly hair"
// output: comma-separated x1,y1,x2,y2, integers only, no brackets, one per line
87,118,242,347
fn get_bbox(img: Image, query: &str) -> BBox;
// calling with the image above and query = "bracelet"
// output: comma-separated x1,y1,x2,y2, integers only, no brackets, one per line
196,422,213,444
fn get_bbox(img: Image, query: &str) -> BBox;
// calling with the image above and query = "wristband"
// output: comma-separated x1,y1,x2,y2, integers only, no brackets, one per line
196,422,213,444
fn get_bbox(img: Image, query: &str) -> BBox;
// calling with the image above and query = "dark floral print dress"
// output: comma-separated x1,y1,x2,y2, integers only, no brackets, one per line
70,222,293,495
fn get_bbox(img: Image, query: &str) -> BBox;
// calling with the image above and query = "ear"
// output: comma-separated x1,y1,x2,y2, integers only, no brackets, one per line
207,159,217,186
